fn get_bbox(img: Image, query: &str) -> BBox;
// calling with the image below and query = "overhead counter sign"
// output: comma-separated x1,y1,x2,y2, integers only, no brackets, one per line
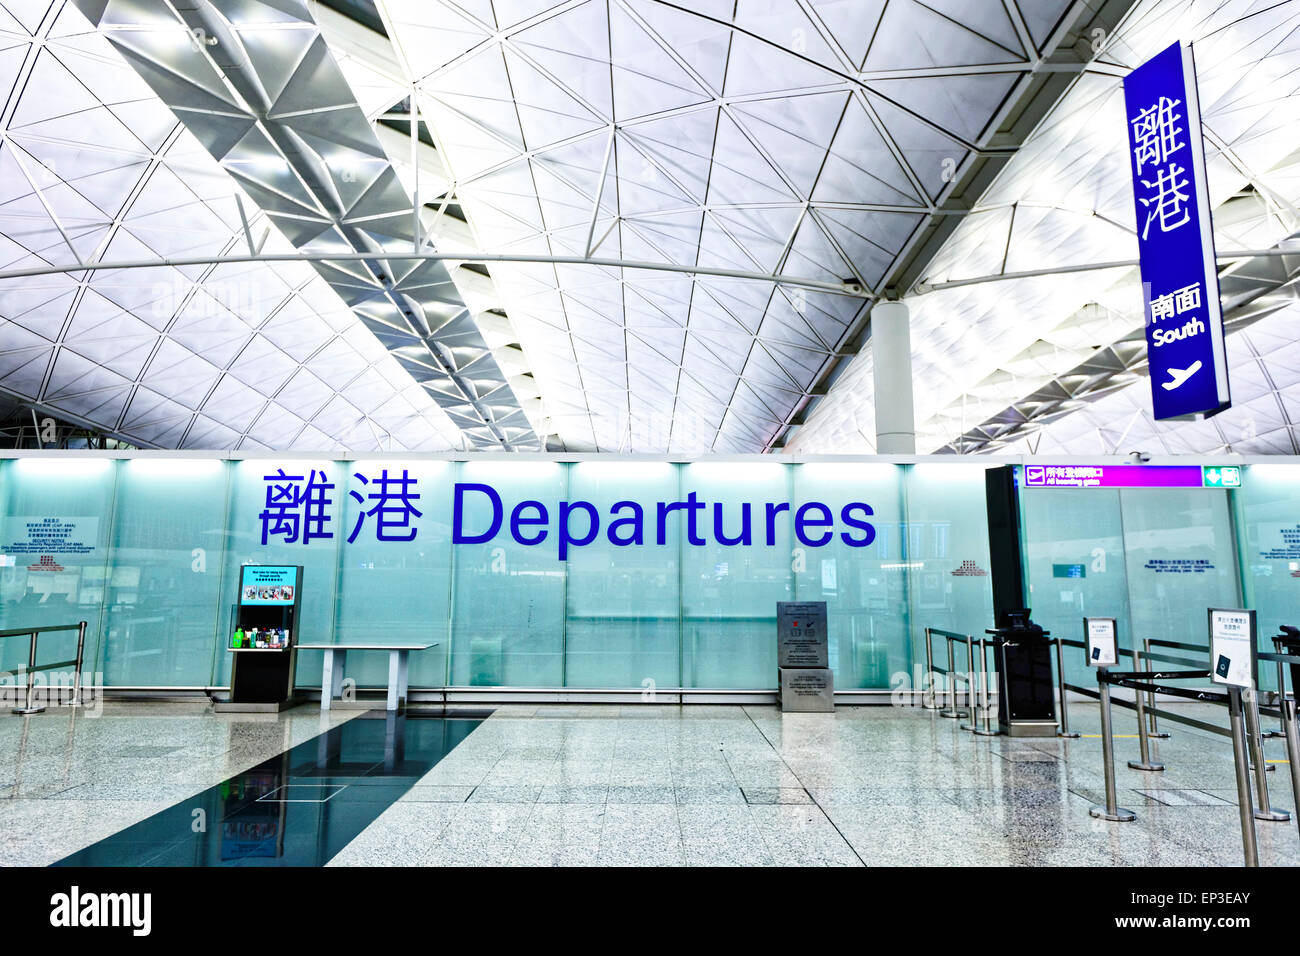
1123,41,1230,421
1020,464,1242,489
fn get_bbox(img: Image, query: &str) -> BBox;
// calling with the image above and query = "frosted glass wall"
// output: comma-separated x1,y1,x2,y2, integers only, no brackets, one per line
1021,475,1255,689
6,454,1285,695
1022,487,1132,688
1237,463,1300,691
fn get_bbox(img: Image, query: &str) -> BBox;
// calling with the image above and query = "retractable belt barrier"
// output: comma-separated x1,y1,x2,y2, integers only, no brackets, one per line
1060,635,1291,822
1088,645,1300,866
1260,644,1300,840
919,627,998,738
924,623,1299,864
0,622,89,715
924,625,1077,739
925,626,1085,740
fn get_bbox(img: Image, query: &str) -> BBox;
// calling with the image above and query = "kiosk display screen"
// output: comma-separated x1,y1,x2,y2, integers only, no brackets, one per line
239,565,297,605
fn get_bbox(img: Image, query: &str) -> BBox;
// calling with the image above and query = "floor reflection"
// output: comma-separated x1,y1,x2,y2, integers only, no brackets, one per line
54,711,481,866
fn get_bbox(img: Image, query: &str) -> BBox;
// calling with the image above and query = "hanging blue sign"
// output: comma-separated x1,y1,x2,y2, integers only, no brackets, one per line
1122,41,1230,420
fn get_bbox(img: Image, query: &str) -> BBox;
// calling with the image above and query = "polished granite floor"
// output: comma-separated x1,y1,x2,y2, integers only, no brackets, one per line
54,711,481,866
1,700,1297,866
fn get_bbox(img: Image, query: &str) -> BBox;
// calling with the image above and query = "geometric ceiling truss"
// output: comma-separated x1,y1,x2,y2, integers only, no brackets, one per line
938,238,1300,453
0,0,464,452
324,0,1141,453
786,0,1300,459
73,0,541,449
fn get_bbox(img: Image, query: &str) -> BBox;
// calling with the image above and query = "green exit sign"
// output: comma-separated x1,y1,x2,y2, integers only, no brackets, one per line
1202,466,1241,488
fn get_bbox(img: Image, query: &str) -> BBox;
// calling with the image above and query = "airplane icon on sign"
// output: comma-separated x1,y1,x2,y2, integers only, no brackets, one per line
1161,360,1202,391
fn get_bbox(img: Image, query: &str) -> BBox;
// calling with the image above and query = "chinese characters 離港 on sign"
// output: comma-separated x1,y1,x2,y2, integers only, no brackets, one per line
259,468,422,545
1122,41,1230,420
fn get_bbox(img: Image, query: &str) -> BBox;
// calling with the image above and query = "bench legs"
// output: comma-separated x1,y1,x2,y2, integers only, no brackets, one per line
387,649,410,712
320,648,347,711
320,648,411,712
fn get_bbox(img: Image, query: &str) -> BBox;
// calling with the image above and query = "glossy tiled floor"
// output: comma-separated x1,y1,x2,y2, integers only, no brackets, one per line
0,702,356,866
2,700,1298,866
330,702,1300,867
54,712,480,866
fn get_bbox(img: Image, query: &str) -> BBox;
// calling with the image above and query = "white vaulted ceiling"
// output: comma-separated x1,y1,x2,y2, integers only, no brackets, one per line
329,0,1118,452
0,0,468,450
16,0,1290,458
787,0,1300,458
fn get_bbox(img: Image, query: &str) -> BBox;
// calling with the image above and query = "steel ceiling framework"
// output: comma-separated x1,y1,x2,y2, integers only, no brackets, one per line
71,0,544,450
788,0,1300,459
0,0,470,452
938,239,1300,454
6,0,1296,458
311,0,1139,453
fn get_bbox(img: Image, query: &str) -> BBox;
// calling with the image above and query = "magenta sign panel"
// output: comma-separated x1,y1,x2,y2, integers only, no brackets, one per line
1020,464,1204,489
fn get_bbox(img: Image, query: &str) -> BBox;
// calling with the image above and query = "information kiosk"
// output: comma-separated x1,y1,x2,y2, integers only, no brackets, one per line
215,565,302,712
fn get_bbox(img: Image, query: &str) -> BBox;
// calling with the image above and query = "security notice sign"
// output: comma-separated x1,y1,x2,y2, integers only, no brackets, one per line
1123,41,1230,421
1,517,98,557
1208,608,1255,689
1085,617,1118,668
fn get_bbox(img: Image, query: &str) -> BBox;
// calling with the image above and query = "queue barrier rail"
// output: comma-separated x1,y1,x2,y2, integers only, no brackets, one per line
1090,657,1300,866
0,622,88,715
1260,647,1300,841
922,627,964,716
923,626,1080,738
1134,640,1285,810
922,627,997,734
924,625,1300,863
1059,635,1290,821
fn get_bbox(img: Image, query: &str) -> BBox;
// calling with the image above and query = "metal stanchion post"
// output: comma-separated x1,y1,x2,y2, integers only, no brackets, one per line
923,628,937,710
1244,688,1289,822
961,634,977,731
940,636,967,719
1279,693,1300,841
12,631,43,716
1141,638,1169,739
1127,665,1164,771
1269,665,1288,739
1263,667,1285,740
973,637,997,736
1266,636,1287,739
68,621,86,708
1226,686,1260,866
1089,669,1135,822
996,640,1015,736
1055,636,1078,738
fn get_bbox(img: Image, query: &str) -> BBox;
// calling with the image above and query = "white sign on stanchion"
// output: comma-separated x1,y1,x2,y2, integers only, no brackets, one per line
1085,617,1118,667
1208,608,1256,688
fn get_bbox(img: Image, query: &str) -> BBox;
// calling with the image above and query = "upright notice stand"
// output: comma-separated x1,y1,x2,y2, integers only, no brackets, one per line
777,601,834,713
214,565,302,713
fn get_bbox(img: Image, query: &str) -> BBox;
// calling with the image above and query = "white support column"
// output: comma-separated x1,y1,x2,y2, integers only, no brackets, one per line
871,299,916,454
